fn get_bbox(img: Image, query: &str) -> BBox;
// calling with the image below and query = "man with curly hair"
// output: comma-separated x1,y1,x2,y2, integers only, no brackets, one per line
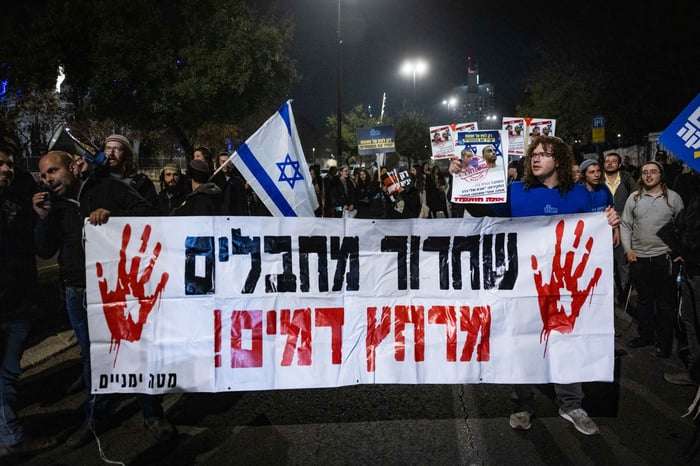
450,136,620,436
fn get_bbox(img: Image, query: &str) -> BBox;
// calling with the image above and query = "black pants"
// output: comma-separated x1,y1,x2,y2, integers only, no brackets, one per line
630,254,678,352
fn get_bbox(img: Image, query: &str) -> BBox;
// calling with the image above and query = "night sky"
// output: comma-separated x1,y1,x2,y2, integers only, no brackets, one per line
272,0,700,132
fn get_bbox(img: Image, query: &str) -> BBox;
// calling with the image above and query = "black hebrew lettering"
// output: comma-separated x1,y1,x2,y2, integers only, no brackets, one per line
410,236,420,289
330,236,359,291
218,236,229,261
452,236,480,290
264,236,297,292
184,236,215,295
381,236,408,290
231,228,261,294
422,236,451,289
298,236,329,292
482,232,518,290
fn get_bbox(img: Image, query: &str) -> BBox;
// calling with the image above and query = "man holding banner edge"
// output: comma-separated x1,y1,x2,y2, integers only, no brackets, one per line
450,135,620,435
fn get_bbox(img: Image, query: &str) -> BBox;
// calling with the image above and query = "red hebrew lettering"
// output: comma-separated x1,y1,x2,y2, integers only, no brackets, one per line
366,306,392,372
459,305,491,362
531,219,602,356
266,310,277,334
231,310,263,368
280,308,312,366
214,309,222,368
394,305,425,362
428,306,458,362
95,224,169,365
315,307,345,364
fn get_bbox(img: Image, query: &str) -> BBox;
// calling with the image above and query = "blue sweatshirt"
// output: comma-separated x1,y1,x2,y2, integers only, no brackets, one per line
503,181,593,217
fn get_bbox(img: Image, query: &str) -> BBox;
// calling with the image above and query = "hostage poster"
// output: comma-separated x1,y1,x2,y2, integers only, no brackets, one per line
450,130,509,204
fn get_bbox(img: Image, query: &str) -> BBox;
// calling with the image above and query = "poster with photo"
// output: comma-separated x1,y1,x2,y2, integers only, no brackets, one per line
451,130,509,204
502,117,526,158
429,122,479,159
526,118,556,145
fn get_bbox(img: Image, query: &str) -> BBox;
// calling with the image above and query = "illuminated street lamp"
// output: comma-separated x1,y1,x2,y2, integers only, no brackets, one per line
400,58,428,98
484,113,499,129
442,97,457,118
336,0,343,163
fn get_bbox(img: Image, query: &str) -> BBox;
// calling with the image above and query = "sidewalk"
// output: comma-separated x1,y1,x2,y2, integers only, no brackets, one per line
21,328,76,370
20,263,77,370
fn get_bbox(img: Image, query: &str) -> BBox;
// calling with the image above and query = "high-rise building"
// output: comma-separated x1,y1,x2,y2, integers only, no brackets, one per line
453,57,496,127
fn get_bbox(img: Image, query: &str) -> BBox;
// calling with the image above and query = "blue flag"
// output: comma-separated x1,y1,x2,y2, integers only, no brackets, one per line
659,92,700,173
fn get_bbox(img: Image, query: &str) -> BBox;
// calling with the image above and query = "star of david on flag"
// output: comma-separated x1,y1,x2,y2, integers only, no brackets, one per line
226,100,319,217
277,154,304,189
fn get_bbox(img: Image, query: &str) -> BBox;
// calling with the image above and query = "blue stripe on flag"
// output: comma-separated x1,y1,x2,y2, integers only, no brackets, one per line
236,142,297,217
278,102,292,136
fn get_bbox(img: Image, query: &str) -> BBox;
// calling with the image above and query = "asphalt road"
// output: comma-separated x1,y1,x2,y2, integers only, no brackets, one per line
7,278,700,465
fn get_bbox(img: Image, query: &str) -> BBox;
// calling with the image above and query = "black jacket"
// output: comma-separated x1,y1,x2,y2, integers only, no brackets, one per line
35,175,155,288
214,173,249,216
0,169,38,320
172,182,222,216
326,176,357,217
158,183,189,216
128,173,159,209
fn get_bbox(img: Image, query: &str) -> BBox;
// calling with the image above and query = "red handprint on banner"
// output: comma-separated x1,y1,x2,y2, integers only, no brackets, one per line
96,224,169,365
531,219,602,356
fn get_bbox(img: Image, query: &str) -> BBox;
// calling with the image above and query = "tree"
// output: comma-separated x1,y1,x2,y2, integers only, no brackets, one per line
0,89,70,168
2,0,299,161
325,102,430,168
517,42,607,145
390,103,430,166
325,104,378,165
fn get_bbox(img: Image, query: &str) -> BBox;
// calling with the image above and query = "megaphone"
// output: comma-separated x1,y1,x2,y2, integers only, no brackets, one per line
48,124,109,166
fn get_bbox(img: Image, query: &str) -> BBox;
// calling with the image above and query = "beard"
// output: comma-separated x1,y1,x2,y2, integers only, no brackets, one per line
164,181,180,193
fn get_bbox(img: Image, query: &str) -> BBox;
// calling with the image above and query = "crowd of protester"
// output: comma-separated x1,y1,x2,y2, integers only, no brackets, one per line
573,149,700,390
0,132,699,458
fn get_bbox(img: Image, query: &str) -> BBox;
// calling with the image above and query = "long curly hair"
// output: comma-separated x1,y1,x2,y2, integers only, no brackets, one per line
522,136,575,194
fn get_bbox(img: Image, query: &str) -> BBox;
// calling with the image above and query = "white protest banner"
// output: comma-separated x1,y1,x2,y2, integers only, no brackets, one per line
450,130,509,204
85,214,614,394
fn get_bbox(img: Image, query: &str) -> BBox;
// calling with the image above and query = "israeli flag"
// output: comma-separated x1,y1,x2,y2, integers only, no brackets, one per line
229,100,319,217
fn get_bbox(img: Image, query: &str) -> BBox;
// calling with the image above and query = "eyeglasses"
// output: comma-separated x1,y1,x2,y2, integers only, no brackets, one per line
641,169,660,176
104,146,124,153
531,152,553,159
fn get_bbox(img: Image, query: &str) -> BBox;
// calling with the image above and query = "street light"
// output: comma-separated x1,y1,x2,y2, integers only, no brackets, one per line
442,97,457,119
400,58,428,98
484,114,499,129
336,0,343,164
